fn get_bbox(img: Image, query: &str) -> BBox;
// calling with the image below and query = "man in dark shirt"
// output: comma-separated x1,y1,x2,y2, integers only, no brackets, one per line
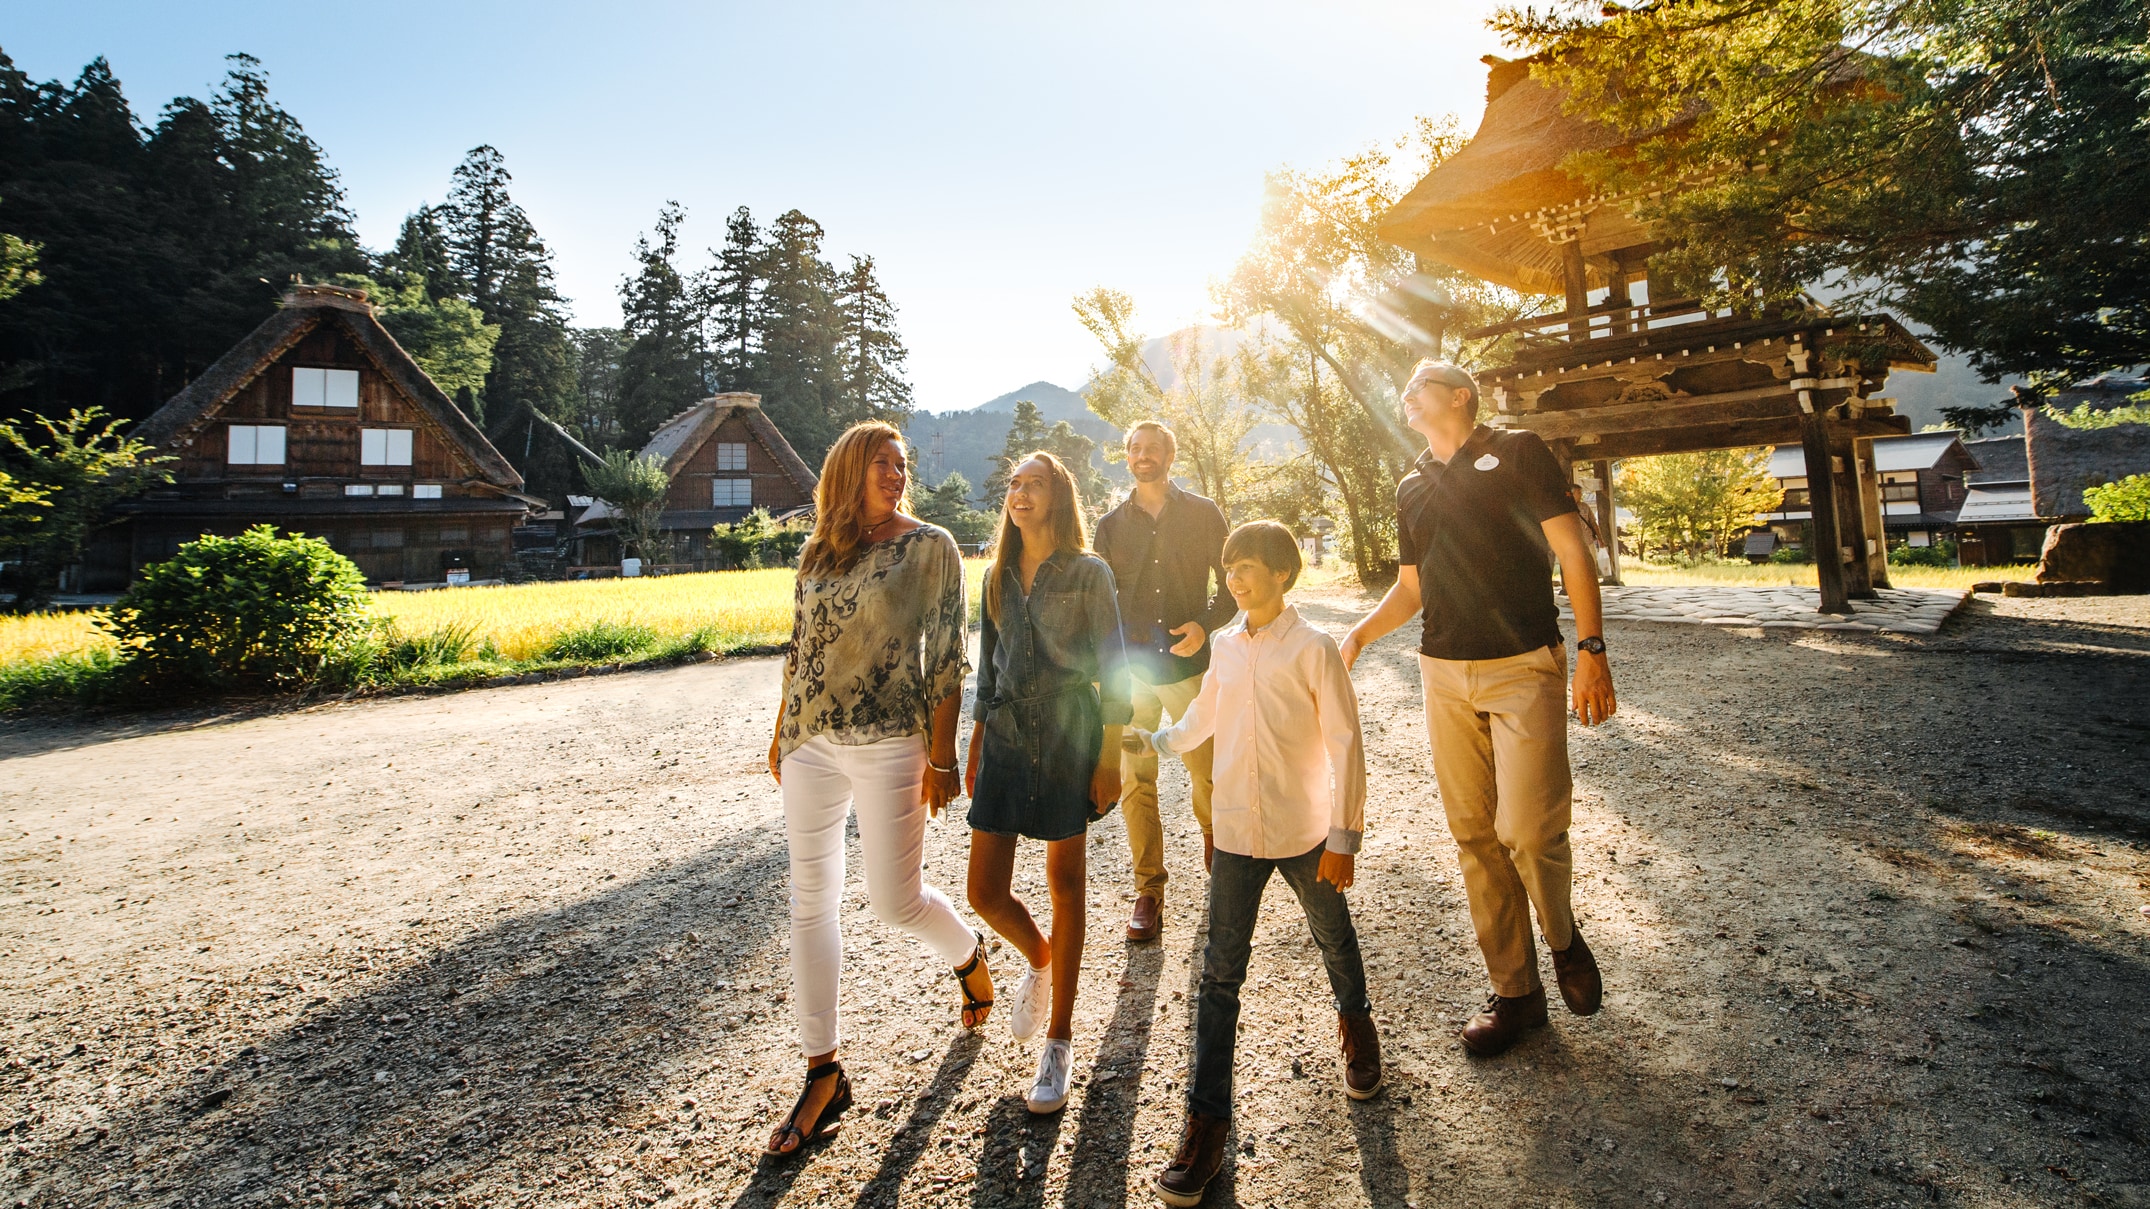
1094,421,1236,942
1343,360,1616,1058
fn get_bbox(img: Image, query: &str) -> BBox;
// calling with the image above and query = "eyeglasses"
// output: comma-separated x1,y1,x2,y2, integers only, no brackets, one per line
1406,367,1475,395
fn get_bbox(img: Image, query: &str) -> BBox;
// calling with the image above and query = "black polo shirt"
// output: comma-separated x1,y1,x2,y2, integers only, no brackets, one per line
1395,425,1578,662
1094,482,1236,682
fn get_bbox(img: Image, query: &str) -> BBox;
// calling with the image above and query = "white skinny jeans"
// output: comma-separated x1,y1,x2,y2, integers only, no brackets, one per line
782,733,977,1056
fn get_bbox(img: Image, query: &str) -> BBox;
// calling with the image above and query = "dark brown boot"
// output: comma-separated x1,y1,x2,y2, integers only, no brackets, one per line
1338,1012,1382,1100
1154,1111,1228,1207
1459,986,1549,1057
1127,893,1162,942
1551,925,1603,1016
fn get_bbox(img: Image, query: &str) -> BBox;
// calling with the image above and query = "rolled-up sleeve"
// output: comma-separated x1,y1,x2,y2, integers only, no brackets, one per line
1087,562,1133,727
1198,504,1238,635
1313,637,1366,854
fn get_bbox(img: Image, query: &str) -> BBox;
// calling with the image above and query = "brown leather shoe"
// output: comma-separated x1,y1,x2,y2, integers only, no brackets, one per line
1338,1012,1382,1099
1154,1111,1228,1207
1459,986,1549,1057
1202,833,1214,874
1551,926,1603,1016
1127,893,1162,942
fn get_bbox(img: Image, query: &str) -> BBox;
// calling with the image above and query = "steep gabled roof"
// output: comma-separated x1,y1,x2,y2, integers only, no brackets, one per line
639,393,818,497
1768,430,1967,479
136,284,524,489
1963,434,2028,484
2025,408,2150,519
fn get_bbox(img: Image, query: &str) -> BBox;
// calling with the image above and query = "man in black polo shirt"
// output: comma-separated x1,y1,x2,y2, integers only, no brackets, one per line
1095,421,1236,942
1343,359,1616,1058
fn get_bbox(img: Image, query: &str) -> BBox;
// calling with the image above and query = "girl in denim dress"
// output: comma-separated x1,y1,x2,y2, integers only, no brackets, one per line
963,451,1130,1114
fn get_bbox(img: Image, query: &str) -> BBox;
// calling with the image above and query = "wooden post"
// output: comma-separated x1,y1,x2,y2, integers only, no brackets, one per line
1799,410,1853,614
1854,436,1893,590
1829,425,1875,599
1593,457,1623,585
1561,238,1591,340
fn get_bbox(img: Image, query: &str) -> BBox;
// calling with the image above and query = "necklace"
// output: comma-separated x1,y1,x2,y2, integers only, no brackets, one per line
861,513,898,540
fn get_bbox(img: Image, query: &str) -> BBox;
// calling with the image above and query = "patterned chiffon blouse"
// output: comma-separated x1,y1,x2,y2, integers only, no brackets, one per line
778,524,972,762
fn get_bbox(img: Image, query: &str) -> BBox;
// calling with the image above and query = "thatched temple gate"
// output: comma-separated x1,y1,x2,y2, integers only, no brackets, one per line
1379,55,1938,613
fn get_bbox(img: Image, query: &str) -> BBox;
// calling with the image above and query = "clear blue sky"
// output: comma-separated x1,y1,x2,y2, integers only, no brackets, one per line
8,1,1505,411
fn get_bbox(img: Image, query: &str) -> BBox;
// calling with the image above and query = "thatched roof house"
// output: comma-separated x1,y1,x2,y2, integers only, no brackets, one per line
2025,408,2150,520
92,284,537,589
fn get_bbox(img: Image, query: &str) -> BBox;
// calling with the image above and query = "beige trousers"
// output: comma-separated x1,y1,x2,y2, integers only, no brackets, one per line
1121,669,1214,901
1420,648,1575,998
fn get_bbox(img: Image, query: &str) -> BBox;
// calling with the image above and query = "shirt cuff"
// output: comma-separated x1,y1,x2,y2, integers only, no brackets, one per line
1326,828,1362,855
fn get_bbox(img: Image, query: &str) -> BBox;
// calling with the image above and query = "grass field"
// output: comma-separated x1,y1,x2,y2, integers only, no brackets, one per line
1619,560,2036,590
0,560,996,679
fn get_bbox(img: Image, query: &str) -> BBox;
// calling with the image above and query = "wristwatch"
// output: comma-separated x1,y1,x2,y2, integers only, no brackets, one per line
1577,636,1607,655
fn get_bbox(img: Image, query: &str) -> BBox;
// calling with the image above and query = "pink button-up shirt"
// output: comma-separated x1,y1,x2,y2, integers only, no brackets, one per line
1151,605,1366,859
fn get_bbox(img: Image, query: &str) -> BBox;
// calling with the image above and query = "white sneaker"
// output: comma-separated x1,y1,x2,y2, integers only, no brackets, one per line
1009,962,1050,1041
1026,1038,1073,1114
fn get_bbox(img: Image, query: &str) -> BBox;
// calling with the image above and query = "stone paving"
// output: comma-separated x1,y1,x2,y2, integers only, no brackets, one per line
1561,584,1970,633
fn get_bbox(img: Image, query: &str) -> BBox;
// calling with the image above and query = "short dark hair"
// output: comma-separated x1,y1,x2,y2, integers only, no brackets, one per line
1222,520,1303,591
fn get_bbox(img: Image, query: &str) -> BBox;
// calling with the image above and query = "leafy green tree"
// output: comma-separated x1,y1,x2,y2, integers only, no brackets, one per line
0,197,38,303
1617,448,1783,562
2084,474,2150,522
835,254,915,426
1492,0,2150,388
0,407,171,610
583,449,672,562
1216,116,1538,581
1074,291,1268,520
327,271,498,401
913,471,995,545
102,525,368,687
615,202,709,447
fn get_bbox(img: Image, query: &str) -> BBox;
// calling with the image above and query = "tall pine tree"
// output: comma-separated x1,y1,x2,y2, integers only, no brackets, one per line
835,254,914,427
704,206,762,393
440,145,574,429
614,201,708,448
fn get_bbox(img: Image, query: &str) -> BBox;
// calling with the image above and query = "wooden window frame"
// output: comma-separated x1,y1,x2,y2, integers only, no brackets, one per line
226,424,287,466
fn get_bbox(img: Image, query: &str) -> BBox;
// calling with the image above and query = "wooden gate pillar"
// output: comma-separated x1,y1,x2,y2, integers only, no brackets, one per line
1593,457,1623,586
1853,436,1893,590
1830,425,1876,599
1799,410,1854,614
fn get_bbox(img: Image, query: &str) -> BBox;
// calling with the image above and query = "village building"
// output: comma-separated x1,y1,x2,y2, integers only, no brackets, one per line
1760,430,1975,554
572,393,817,570
89,284,538,589
1955,433,2043,565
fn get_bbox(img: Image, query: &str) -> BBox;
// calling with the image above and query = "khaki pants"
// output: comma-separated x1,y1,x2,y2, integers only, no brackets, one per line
1121,669,1214,901
1420,648,1574,998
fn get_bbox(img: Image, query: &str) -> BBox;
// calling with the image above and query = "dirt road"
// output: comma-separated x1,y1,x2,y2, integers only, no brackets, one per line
3,590,2148,1209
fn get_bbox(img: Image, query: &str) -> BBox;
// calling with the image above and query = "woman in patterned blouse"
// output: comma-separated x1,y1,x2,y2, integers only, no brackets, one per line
763,422,994,1157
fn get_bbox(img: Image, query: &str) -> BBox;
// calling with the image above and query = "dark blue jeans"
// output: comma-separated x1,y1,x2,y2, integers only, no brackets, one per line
1189,842,1372,1119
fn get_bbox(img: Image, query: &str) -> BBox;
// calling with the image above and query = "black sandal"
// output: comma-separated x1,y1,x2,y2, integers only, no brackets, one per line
954,928,994,1029
767,1061,852,1157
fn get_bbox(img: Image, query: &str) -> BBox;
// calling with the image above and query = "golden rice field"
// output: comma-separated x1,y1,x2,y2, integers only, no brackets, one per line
0,560,998,669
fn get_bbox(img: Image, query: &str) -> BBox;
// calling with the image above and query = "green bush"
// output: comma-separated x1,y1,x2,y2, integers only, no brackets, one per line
1888,540,1957,567
2084,473,2150,522
102,525,370,688
1767,545,1811,564
540,620,657,662
710,508,809,569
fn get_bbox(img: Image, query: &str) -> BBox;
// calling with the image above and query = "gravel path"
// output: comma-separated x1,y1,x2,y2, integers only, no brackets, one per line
3,590,2147,1209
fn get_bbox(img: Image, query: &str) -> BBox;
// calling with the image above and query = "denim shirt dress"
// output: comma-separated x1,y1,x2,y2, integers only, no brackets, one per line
968,549,1134,841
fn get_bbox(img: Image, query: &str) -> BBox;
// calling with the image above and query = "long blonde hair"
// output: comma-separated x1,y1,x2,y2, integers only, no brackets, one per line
799,422,911,578
983,450,1089,623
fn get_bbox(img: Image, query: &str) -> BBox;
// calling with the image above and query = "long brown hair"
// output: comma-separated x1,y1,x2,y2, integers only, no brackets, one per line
983,450,1090,623
798,421,911,578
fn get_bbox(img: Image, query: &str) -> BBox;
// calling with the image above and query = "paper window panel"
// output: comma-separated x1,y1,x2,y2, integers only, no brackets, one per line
716,442,748,471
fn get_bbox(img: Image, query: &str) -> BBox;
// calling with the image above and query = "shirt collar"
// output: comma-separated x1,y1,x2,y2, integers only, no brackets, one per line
1417,426,1494,472
1241,603,1301,641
